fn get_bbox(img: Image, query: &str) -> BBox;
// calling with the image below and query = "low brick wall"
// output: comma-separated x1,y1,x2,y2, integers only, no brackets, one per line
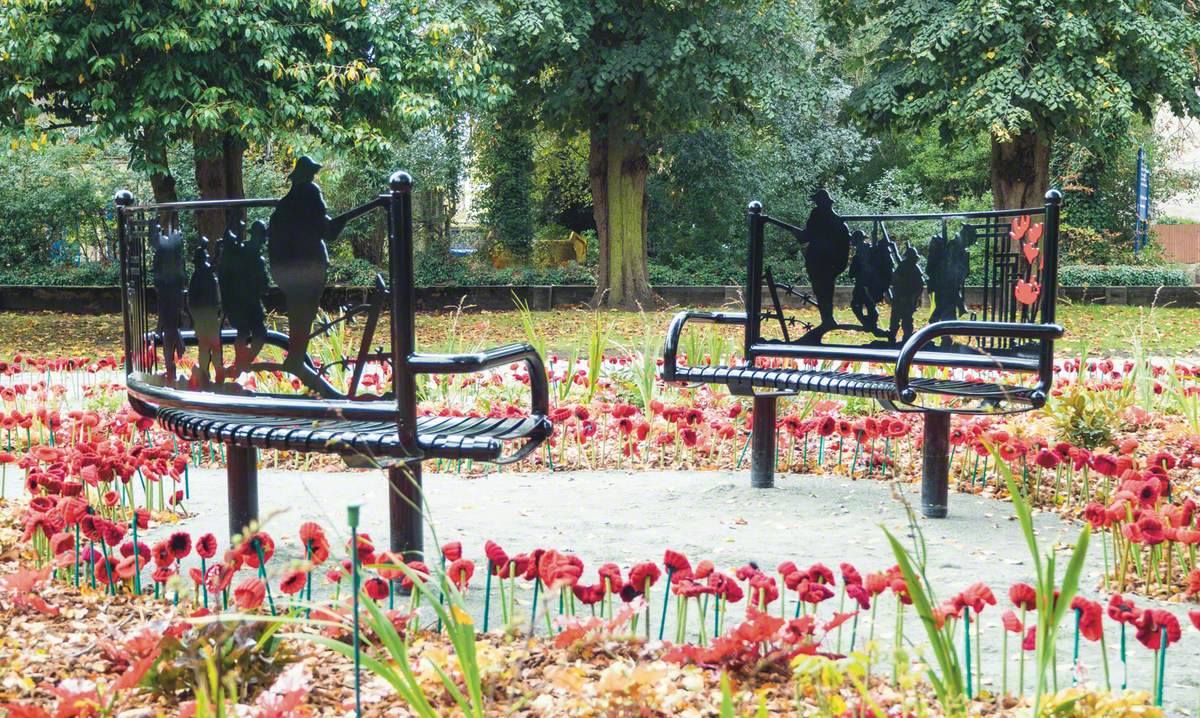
2,284,1199,314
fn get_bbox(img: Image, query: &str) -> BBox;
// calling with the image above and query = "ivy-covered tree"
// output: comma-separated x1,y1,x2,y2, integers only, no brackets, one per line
1,0,493,240
475,103,535,260
821,0,1200,209
483,0,803,307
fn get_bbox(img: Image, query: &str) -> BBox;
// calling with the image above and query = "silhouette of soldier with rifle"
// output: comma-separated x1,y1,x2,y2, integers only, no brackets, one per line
796,189,850,343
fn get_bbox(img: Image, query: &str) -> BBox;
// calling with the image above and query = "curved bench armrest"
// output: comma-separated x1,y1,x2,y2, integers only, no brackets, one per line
409,343,549,416
662,310,748,381
893,320,1064,407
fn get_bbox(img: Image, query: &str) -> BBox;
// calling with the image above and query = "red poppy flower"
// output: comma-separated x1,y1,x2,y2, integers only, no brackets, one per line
168,532,192,560
573,583,605,605
152,540,174,567
1107,594,1139,623
816,416,836,436
662,549,691,574
1001,610,1023,633
195,533,218,559
1187,570,1200,596
442,541,462,562
1009,583,1037,611
375,551,406,581
806,563,835,585
1135,609,1182,650
484,540,509,569
279,569,308,595
1021,626,1037,651
1189,611,1200,631
400,561,430,590
628,562,661,592
233,577,266,610
959,582,996,613
840,563,862,587
864,572,889,596
1091,454,1119,477
845,583,870,610
364,577,390,600
240,532,275,568
597,563,624,592
1070,597,1104,642
1034,449,1060,469
693,560,714,580
448,558,474,589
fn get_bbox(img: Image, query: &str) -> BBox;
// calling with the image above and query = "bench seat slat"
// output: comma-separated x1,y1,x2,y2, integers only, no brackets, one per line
154,409,551,462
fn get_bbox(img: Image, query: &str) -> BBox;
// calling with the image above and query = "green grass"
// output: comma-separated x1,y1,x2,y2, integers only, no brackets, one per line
1,301,1198,360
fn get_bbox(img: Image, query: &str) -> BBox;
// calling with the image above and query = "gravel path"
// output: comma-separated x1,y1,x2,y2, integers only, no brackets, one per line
153,467,1200,714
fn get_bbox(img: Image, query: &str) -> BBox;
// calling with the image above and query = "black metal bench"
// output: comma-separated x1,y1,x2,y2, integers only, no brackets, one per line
116,162,551,558
662,189,1064,517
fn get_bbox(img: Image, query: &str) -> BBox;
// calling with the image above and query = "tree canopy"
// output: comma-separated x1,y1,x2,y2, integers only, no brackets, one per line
820,0,1200,208
0,0,496,186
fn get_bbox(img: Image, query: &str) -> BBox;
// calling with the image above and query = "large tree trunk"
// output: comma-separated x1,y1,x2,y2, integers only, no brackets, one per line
194,131,246,250
990,128,1051,210
588,121,657,309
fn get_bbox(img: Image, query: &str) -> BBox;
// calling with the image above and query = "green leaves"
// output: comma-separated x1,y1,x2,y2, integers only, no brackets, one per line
0,0,491,163
822,0,1200,139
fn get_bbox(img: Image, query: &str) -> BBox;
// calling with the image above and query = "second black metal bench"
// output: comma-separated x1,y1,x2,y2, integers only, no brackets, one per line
663,189,1065,517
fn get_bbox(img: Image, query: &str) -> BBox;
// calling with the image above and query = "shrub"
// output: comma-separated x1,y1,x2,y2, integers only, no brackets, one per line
1059,265,1191,287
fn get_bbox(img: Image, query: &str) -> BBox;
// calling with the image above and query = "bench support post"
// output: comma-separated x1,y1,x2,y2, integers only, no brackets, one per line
750,396,777,488
227,445,259,539
388,461,424,560
921,413,951,518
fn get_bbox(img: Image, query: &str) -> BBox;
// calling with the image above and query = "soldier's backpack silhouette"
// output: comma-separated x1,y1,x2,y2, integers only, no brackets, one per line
889,246,926,344
151,225,186,383
218,221,270,374
188,245,223,386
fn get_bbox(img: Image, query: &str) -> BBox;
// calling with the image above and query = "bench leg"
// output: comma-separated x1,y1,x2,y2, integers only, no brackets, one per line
387,461,424,560
921,413,951,518
227,445,259,540
750,396,777,488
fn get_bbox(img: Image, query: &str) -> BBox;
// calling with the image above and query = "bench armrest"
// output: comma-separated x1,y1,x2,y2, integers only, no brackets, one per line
409,343,549,416
662,310,747,381
893,320,1063,406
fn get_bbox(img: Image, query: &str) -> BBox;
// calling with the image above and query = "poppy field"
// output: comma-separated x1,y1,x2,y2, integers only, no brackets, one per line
2,317,1200,716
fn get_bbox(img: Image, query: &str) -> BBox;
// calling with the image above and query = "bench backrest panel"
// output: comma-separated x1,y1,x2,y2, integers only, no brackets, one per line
744,190,1061,373
115,163,417,442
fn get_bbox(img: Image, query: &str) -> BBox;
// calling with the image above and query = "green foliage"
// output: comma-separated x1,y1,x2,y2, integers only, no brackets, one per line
532,130,593,232
1059,265,1189,287
822,0,1200,142
476,107,535,258
990,444,1091,718
0,138,139,274
0,0,495,172
883,511,966,713
145,620,290,703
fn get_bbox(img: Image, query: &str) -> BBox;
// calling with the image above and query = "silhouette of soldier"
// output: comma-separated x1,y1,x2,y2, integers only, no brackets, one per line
268,156,332,371
928,225,977,323
889,246,926,344
848,230,895,337
218,221,270,375
151,225,186,383
187,245,223,386
797,189,850,342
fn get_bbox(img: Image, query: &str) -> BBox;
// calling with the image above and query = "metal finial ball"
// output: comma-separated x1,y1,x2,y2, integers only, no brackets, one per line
1045,188,1063,203
389,171,413,192
748,201,763,213
114,190,134,206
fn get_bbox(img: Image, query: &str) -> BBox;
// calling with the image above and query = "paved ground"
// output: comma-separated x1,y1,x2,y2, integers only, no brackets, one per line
151,468,1199,714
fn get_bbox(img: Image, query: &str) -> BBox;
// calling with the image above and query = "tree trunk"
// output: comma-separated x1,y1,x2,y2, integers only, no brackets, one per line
990,128,1051,210
588,122,657,309
194,131,246,250
147,144,179,233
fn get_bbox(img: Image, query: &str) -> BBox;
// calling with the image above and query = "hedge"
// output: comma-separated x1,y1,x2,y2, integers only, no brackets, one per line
1059,265,1191,287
